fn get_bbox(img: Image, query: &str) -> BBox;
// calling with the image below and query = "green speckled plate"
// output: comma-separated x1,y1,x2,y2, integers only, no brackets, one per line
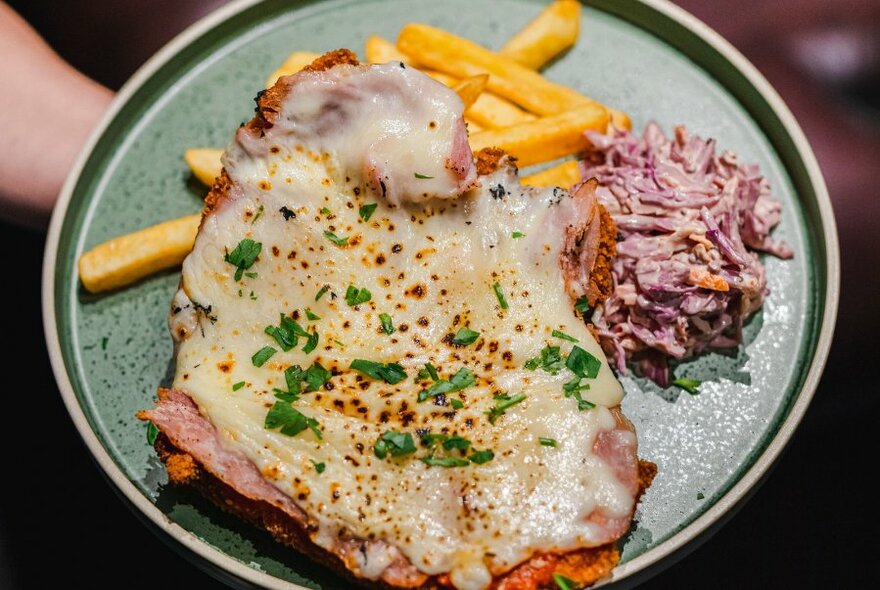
43,0,838,588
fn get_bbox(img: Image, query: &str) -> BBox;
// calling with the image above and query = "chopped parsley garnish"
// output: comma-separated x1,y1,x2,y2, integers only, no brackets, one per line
551,329,578,343
279,206,296,220
414,172,434,179
697,491,705,500
379,313,395,334
323,230,349,246
539,437,557,447
225,238,262,281
244,271,258,279
563,381,595,411
511,231,525,239
252,205,264,223
232,381,245,392
359,203,378,222
552,573,577,590
673,378,701,395
418,435,492,467
311,460,326,474
574,295,591,316
320,207,333,217
350,359,408,384
417,362,440,382
251,346,277,367
249,291,258,300
345,285,372,306
561,377,590,395
486,393,526,424
146,422,159,445
524,345,565,374
442,435,471,451
469,449,494,464
528,344,603,410
451,398,464,409
264,314,309,351
374,430,417,459
273,388,298,403
101,336,108,350
302,329,319,354
315,285,330,301
274,362,328,399
420,456,470,468
561,346,601,411
264,403,322,439
284,366,304,393
493,282,509,310
418,367,476,402
302,362,331,391
451,327,480,346
420,433,448,447
566,345,602,379
305,309,321,321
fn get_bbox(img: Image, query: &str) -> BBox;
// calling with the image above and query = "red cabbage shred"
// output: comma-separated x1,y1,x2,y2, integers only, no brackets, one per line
581,123,793,387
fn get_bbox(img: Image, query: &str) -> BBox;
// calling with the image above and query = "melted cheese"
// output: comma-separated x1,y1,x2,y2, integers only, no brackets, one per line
171,63,628,590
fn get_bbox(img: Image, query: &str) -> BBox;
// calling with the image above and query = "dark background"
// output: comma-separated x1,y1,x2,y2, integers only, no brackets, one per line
2,1,877,588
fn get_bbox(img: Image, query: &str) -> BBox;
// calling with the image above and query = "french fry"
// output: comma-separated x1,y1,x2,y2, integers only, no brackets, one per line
421,64,536,129
465,89,536,129
184,148,223,186
499,0,580,69
368,35,534,129
521,160,582,188
265,51,321,87
453,75,488,110
78,214,201,293
365,35,411,65
397,24,630,129
469,103,608,167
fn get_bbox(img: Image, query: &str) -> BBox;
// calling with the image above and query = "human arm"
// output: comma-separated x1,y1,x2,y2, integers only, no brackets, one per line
0,2,113,227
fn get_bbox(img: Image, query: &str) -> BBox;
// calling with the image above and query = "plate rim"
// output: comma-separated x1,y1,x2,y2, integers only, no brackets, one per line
42,0,840,588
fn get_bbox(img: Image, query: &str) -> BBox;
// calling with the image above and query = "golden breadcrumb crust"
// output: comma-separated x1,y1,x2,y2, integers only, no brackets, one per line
589,204,616,306
153,432,655,590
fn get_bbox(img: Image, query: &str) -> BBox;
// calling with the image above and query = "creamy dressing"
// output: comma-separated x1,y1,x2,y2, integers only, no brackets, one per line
171,63,630,589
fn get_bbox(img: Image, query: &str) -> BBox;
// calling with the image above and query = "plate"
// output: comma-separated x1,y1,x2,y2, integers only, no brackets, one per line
42,0,838,588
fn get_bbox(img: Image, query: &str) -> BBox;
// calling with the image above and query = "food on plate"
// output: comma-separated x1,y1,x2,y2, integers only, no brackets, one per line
88,17,621,296
521,160,582,188
365,34,408,65
184,147,223,186
182,72,489,190
459,84,536,130
366,35,536,131
452,74,489,110
265,50,320,87
581,123,794,385
499,0,581,69
469,103,608,167
139,50,654,590
397,23,630,130
78,213,201,293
